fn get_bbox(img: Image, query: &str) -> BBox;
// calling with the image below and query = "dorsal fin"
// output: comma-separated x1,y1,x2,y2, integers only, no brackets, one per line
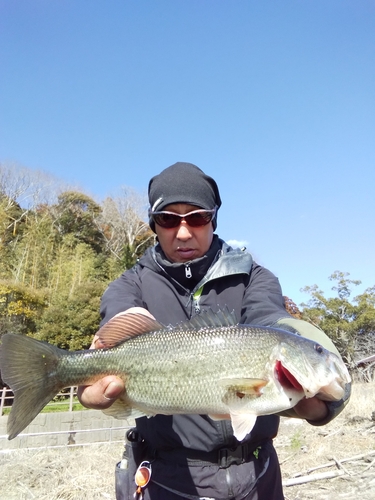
97,308,237,347
174,307,238,331
97,313,163,347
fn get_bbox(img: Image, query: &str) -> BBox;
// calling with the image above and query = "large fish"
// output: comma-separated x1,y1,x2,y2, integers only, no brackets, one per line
0,310,351,441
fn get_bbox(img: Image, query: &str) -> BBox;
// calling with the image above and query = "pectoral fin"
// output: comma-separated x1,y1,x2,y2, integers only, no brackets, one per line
220,378,267,397
217,378,266,440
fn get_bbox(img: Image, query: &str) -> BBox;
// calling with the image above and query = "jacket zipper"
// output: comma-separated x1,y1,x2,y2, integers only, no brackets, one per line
220,419,235,497
184,262,192,278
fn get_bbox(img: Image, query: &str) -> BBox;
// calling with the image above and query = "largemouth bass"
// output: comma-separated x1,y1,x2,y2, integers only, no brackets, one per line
0,310,351,441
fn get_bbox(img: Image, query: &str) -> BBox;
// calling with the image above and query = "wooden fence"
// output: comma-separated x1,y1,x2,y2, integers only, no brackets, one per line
0,386,132,450
0,386,79,415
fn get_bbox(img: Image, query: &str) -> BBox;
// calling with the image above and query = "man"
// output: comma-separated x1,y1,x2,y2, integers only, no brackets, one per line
78,162,350,500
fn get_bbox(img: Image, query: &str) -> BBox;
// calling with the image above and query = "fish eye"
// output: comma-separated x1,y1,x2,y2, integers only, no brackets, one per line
314,344,324,354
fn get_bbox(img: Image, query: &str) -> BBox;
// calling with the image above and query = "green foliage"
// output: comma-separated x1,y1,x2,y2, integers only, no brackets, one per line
7,207,58,288
0,281,47,335
352,286,375,361
53,191,106,253
2,402,86,415
301,272,375,367
35,282,106,350
121,243,138,270
47,241,106,299
290,430,304,451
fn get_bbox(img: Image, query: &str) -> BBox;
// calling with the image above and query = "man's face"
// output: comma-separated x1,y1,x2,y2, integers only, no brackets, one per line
154,203,214,263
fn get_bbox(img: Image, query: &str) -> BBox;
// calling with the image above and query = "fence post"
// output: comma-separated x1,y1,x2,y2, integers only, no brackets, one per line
0,387,7,415
69,386,74,412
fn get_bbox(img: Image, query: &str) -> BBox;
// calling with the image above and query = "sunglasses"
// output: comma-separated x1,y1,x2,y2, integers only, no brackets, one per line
150,207,217,229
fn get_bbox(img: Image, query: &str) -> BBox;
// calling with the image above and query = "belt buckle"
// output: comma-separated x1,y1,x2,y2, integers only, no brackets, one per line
218,448,229,468
218,446,245,468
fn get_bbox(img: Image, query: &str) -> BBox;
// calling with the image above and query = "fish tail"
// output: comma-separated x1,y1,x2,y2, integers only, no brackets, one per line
0,333,65,440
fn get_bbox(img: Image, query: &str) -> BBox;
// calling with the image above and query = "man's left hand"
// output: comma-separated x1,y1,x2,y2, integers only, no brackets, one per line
293,397,329,422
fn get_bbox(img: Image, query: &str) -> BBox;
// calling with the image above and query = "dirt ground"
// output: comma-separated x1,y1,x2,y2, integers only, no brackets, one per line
0,382,374,500
275,382,375,500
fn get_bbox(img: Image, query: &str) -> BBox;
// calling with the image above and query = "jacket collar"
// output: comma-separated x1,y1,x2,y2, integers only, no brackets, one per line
138,236,253,293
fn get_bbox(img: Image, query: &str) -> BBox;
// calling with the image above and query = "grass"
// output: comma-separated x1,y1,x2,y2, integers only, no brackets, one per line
289,429,304,451
0,443,122,500
2,399,86,415
41,401,86,413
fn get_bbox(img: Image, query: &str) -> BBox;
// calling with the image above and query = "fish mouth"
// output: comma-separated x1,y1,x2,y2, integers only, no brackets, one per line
275,360,304,392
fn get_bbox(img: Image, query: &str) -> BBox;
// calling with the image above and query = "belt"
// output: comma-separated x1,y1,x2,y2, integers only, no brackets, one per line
156,441,267,469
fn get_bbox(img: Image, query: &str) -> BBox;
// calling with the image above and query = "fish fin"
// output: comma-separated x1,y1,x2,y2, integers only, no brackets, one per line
97,314,164,347
220,378,267,396
230,412,258,441
174,307,238,331
0,333,65,440
102,399,147,420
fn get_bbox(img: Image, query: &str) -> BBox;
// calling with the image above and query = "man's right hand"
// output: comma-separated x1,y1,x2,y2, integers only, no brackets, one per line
77,376,125,410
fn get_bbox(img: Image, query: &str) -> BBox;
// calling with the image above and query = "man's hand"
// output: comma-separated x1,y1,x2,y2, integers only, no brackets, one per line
77,307,155,410
77,376,125,409
293,396,329,422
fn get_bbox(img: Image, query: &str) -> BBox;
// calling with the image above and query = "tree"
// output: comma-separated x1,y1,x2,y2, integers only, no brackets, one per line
351,286,375,362
300,272,375,369
0,161,69,211
0,195,28,280
47,241,107,301
0,281,47,336
0,194,27,247
8,205,58,288
35,282,105,350
0,163,77,285
52,191,106,254
95,187,154,270
284,296,302,319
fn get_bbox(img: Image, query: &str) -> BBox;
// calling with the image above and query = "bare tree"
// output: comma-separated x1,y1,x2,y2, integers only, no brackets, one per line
96,186,154,261
0,162,79,209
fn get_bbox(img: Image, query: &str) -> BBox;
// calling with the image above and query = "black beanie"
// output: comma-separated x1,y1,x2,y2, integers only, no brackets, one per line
148,162,222,232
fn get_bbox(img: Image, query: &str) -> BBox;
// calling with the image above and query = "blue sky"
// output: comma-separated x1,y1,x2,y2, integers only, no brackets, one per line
1,0,374,306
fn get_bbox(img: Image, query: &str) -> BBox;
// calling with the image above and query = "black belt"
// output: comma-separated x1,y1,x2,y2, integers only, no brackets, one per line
156,441,267,469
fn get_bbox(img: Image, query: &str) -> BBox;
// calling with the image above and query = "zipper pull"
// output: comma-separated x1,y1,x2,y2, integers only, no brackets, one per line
194,299,201,314
185,264,192,278
193,286,203,314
